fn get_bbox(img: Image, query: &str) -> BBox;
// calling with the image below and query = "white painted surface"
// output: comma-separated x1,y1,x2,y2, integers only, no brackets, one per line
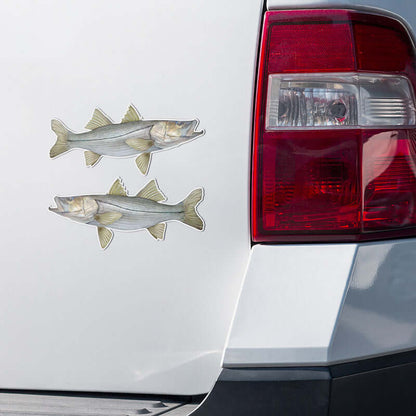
0,0,262,394
225,239,416,366
224,244,356,366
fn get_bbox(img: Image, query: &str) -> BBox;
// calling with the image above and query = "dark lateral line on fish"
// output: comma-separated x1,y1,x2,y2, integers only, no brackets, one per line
68,126,152,143
97,200,184,213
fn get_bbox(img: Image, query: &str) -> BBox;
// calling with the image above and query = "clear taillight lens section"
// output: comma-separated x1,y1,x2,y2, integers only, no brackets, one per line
266,74,416,129
266,74,359,128
252,9,416,243
361,77,416,126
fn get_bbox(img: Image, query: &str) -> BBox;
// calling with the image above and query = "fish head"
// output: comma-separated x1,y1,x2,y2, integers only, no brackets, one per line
49,196,98,223
150,120,204,146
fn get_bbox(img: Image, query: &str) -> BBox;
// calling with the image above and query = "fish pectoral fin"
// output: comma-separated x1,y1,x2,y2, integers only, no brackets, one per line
97,227,113,249
125,137,153,151
121,104,143,123
135,152,152,175
147,222,166,240
85,108,113,130
84,150,102,166
95,212,122,226
136,179,166,202
108,178,127,196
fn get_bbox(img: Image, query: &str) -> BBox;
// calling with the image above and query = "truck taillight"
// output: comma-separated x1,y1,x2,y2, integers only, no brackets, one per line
252,9,416,243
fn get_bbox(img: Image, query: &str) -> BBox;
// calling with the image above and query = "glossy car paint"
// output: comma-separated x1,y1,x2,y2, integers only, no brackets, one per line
224,239,416,366
0,0,262,394
2,0,416,399
224,244,356,366
329,239,416,363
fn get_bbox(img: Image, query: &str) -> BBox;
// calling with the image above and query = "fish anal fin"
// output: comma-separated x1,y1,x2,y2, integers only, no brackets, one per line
126,138,153,151
85,108,112,130
135,152,151,175
137,179,166,202
122,104,143,123
108,178,127,196
84,150,101,166
147,222,166,240
98,227,113,249
95,212,122,226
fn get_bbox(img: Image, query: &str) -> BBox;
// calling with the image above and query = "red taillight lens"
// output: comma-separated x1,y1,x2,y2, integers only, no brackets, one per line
363,130,416,231
252,10,416,243
258,130,361,239
268,20,355,73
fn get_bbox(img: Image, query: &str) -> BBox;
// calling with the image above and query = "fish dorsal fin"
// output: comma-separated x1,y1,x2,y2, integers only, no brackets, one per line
108,178,127,196
122,104,143,123
97,227,113,249
85,108,112,130
95,212,122,226
84,150,101,167
137,179,166,202
135,152,151,175
147,222,166,240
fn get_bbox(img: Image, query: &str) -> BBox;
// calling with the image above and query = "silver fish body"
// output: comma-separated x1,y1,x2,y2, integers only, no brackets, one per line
49,105,204,174
67,121,156,157
89,194,185,230
49,179,204,249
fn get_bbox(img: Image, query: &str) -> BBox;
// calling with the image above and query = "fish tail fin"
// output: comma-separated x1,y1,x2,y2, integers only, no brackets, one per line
50,119,70,158
180,188,204,231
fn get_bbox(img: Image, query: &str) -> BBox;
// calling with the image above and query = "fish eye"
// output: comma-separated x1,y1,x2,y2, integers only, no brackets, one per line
176,121,185,127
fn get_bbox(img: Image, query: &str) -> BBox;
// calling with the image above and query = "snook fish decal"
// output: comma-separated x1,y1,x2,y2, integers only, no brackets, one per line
49,179,204,249
49,105,205,174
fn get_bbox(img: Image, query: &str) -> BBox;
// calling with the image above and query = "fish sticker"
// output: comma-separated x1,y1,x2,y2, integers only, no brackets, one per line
49,179,204,249
49,105,205,174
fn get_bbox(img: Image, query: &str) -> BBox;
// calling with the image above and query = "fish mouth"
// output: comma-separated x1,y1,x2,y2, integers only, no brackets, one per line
185,119,200,134
49,196,65,213
189,129,205,138
184,119,205,139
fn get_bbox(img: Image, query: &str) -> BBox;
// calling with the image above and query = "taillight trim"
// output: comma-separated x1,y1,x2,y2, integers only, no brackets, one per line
252,8,416,244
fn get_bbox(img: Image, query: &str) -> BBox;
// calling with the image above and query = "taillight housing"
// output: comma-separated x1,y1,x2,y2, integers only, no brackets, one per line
252,9,416,243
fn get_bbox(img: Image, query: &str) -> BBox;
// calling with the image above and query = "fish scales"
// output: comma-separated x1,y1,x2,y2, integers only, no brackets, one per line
93,195,183,213
93,195,184,231
67,121,155,157
49,179,204,248
49,105,205,173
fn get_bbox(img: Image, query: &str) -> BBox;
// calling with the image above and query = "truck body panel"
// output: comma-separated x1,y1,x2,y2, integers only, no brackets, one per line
2,1,416,415
0,0,262,395
225,239,416,366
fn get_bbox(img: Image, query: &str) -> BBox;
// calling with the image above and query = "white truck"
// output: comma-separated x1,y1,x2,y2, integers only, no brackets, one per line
1,0,416,414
